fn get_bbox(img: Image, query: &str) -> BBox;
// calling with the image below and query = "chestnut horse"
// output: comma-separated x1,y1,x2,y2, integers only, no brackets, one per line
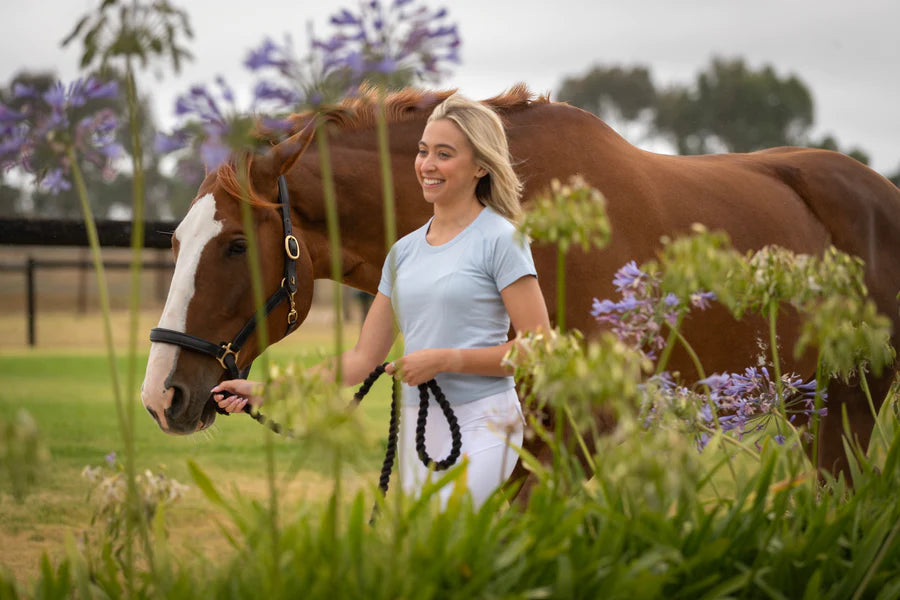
141,85,900,481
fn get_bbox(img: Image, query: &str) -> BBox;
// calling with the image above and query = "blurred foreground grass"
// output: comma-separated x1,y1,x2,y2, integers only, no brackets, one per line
0,308,393,582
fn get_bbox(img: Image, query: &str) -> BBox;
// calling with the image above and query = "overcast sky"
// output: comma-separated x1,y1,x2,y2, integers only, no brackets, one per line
1,0,897,173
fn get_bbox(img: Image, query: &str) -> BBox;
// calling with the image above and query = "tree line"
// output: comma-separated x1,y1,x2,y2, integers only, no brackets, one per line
557,57,899,186
2,56,897,220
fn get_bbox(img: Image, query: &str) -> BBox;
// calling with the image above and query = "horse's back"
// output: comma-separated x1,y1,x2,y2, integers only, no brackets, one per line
751,147,900,318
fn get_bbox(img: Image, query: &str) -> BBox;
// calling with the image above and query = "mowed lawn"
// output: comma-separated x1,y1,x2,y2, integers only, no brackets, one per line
0,309,394,582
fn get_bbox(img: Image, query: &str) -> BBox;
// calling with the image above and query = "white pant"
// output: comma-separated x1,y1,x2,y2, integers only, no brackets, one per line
398,387,524,509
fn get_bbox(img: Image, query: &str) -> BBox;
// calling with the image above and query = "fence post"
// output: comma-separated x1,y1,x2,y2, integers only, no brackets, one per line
26,255,36,346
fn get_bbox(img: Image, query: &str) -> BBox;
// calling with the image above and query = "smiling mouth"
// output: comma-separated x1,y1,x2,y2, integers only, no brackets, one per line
422,177,443,186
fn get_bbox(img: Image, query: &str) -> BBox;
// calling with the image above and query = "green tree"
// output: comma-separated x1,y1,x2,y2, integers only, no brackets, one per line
886,165,900,188
653,57,814,154
809,134,870,166
557,65,656,121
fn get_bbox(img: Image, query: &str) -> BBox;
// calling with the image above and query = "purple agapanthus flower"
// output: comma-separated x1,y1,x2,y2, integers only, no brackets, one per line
244,0,459,106
643,367,825,450
160,2,458,168
592,261,716,360
0,76,123,193
157,74,295,169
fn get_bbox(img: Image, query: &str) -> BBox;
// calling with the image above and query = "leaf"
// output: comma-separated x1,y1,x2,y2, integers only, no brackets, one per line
61,15,90,48
187,459,226,507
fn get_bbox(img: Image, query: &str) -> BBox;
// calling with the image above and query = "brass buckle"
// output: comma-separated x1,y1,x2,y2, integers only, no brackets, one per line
281,278,299,327
217,342,240,371
284,235,300,260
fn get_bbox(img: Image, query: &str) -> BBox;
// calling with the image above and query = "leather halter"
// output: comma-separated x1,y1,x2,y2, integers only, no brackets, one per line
149,175,300,381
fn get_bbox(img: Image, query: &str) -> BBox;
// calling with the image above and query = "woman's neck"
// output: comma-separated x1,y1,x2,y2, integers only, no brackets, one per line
427,195,484,245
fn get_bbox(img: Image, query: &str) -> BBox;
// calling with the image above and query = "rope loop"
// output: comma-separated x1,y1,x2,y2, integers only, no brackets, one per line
226,362,461,501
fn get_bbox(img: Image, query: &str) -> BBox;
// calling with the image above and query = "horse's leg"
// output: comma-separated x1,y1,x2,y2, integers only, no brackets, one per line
818,370,895,477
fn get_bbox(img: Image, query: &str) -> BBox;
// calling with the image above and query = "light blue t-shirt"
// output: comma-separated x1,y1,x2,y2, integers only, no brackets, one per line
378,206,537,406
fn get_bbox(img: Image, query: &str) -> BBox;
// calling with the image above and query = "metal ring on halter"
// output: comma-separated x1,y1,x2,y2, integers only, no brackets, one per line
216,342,240,371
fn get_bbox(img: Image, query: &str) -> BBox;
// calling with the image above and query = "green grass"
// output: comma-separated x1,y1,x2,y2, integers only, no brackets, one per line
0,349,394,472
0,328,397,581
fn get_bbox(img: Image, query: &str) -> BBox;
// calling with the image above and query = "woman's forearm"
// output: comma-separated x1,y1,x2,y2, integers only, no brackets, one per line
445,342,515,378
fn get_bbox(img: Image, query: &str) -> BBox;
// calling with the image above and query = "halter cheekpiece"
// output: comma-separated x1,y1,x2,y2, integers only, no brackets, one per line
149,175,300,383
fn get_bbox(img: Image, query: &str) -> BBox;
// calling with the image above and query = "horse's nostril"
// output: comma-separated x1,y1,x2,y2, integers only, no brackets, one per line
166,385,187,421
146,406,161,426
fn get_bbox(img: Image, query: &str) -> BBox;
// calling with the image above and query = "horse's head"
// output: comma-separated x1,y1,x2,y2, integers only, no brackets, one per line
141,131,315,434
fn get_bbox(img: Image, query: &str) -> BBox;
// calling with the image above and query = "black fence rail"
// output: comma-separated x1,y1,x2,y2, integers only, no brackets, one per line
1,218,179,346
0,218,178,248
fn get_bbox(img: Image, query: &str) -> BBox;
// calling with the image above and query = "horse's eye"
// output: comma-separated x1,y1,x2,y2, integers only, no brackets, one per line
227,239,247,257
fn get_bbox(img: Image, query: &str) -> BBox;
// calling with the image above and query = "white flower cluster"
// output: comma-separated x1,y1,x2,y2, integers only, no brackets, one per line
81,462,189,528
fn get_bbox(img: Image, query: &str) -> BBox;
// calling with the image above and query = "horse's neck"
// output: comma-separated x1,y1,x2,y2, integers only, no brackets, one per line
293,125,429,293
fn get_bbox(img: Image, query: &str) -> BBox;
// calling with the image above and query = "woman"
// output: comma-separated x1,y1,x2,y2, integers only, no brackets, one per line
213,94,550,507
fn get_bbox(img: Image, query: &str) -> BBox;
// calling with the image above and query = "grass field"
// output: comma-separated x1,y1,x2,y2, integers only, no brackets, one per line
0,308,394,582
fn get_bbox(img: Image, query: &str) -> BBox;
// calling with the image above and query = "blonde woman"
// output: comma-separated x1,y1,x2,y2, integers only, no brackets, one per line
213,94,550,507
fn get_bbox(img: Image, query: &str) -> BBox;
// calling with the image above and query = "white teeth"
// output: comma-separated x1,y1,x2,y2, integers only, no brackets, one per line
423,178,443,185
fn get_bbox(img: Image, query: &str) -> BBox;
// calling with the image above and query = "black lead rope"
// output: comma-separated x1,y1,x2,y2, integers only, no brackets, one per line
225,362,462,499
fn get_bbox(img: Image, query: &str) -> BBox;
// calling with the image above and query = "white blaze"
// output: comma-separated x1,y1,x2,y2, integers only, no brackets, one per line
141,194,222,411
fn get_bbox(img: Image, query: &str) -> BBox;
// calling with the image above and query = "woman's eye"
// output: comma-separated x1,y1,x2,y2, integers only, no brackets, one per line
438,152,450,159
227,239,247,257
417,148,427,156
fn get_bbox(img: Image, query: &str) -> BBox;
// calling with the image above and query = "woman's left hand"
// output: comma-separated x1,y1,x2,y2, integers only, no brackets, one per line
385,348,459,386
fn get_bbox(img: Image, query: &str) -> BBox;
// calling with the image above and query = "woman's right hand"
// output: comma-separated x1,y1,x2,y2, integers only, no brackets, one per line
211,379,264,414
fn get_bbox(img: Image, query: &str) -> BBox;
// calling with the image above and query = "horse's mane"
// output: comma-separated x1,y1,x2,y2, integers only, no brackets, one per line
287,83,552,134
216,84,552,206
215,155,279,208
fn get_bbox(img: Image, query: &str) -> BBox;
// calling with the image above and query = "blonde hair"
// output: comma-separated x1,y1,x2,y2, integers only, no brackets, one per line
427,94,523,223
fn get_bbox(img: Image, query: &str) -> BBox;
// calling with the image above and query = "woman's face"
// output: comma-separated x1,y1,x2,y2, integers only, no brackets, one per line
415,118,485,206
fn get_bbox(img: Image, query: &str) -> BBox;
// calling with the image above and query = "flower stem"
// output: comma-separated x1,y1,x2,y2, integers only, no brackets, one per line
655,313,683,375
767,304,785,417
236,160,278,586
375,94,396,252
556,247,566,330
562,403,597,475
121,59,157,584
67,145,134,581
811,357,826,469
859,366,889,449
375,94,402,352
315,120,344,383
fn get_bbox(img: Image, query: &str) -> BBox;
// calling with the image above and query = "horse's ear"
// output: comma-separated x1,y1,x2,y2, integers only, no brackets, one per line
251,120,316,190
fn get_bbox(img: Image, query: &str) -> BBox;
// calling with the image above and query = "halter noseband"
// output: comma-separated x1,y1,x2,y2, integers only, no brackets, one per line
149,174,300,381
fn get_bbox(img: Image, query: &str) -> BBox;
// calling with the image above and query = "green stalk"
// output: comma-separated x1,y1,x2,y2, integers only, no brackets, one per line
667,322,739,482
67,146,134,584
236,160,279,587
859,367,888,449
315,121,344,383
121,59,157,588
811,357,826,470
670,327,707,388
556,247,566,330
767,304,785,416
696,424,761,460
654,313,684,375
852,513,900,600
375,94,396,252
375,93,404,371
562,403,597,475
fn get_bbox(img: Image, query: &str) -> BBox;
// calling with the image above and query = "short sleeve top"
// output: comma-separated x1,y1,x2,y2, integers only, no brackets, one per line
378,206,537,405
